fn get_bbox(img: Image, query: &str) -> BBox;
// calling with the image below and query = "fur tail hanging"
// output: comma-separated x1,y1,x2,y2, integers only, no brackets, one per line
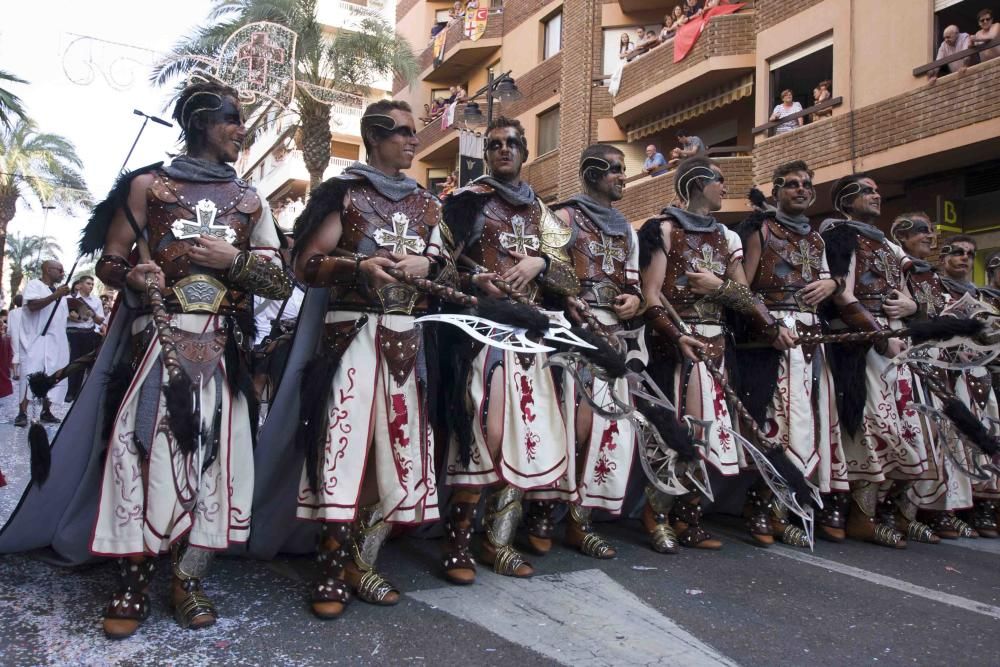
908,316,984,344
29,422,51,486
475,297,548,336
635,402,697,462
163,370,199,455
103,362,134,440
569,326,628,378
764,447,815,508
27,371,59,402
941,397,1000,456
299,353,339,493
638,217,666,270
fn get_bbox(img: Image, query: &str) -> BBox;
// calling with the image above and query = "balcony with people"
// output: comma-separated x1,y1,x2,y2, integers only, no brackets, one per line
417,4,503,83
610,3,755,132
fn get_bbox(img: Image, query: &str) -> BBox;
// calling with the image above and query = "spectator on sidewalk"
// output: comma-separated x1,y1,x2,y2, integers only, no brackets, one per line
643,144,669,176
64,275,104,403
972,9,1000,61
770,89,803,134
928,25,975,83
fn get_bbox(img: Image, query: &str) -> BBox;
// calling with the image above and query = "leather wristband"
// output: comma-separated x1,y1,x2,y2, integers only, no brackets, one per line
301,254,361,287
839,300,886,353
96,254,132,290
536,256,581,297
643,305,685,345
228,252,293,300
711,279,779,341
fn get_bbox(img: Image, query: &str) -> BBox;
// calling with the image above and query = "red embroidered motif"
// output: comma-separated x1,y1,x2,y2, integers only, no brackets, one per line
516,372,539,461
896,377,913,416
388,393,413,483
593,453,615,485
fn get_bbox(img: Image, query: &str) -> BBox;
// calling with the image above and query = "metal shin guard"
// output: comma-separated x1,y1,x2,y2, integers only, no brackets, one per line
643,485,679,553
568,504,615,559
485,486,525,549
351,503,398,604
851,480,879,518
171,544,217,629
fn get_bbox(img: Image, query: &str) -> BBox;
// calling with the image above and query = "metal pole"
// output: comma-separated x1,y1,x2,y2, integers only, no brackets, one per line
119,115,151,175
485,69,495,126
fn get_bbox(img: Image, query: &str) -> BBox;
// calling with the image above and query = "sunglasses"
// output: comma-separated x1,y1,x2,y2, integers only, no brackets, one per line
941,246,976,258
980,16,992,22
779,178,814,191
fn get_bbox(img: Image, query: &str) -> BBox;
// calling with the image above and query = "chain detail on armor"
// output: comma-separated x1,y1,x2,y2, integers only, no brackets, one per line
485,485,524,548
96,254,132,290
228,251,292,300
302,254,361,287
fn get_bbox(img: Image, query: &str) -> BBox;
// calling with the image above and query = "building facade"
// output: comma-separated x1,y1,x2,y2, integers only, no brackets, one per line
396,0,1000,280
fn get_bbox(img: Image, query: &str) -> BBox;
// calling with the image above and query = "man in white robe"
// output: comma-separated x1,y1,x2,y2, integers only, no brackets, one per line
15,260,70,426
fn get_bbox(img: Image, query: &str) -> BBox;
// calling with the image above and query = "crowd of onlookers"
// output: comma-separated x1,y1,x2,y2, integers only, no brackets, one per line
618,0,728,62
430,1,485,40
419,85,468,127
928,9,999,83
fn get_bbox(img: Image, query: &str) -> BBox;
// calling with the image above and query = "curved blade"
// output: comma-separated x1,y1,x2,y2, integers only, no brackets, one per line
415,314,554,353
910,402,993,481
633,412,691,497
729,425,820,551
545,352,634,419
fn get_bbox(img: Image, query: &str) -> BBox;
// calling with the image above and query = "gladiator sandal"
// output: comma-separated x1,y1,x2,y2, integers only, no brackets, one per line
845,482,906,549
523,499,559,555
670,493,722,550
744,484,776,547
564,505,616,559
102,557,155,640
925,511,978,540
170,544,218,630
770,503,810,548
641,487,679,555
817,493,849,542
442,491,480,585
311,523,353,619
348,503,400,605
970,500,999,538
481,485,533,577
891,490,940,545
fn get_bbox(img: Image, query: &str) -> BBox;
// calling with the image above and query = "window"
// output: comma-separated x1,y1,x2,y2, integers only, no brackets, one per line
933,0,983,56
537,106,560,156
434,9,451,23
543,12,562,60
767,36,834,133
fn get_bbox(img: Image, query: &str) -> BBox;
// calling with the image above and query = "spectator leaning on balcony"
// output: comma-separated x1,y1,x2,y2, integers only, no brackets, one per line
667,129,706,168
619,32,635,59
928,25,975,83
972,9,1000,62
643,144,669,176
683,0,704,20
770,89,804,134
636,30,661,55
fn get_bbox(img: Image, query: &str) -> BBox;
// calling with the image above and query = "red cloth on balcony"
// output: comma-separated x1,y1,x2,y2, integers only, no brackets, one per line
673,3,745,63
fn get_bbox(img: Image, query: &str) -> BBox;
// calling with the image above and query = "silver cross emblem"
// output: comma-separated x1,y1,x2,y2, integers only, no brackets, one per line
499,215,541,255
874,250,901,288
373,212,427,255
691,243,724,275
788,239,823,282
171,199,237,244
914,282,944,316
587,232,626,274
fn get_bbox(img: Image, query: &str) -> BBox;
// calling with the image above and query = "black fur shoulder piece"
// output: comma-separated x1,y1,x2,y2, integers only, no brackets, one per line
821,223,858,278
79,162,163,256
290,174,364,260
638,215,670,270
734,209,767,246
443,184,493,252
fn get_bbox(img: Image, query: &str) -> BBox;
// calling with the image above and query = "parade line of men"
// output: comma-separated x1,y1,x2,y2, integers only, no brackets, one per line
0,86,997,639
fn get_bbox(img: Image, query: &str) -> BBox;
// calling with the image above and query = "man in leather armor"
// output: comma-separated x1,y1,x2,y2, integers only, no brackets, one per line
290,100,448,619
639,156,794,551
440,116,578,583
0,81,291,639
820,174,931,549
891,215,980,540
736,161,848,547
525,144,642,560
936,235,1000,536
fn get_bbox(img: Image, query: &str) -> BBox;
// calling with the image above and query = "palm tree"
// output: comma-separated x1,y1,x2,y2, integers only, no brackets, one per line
153,0,418,190
5,233,61,299
0,120,90,282
0,69,28,131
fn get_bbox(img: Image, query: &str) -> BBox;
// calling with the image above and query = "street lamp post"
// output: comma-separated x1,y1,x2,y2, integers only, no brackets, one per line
120,109,174,174
462,69,522,129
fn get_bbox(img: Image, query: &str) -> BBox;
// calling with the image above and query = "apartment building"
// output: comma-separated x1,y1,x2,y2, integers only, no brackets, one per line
396,0,1000,280
237,0,396,231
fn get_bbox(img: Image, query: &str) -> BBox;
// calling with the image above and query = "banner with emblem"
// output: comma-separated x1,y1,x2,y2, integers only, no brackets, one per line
459,129,485,186
463,8,489,42
433,28,448,67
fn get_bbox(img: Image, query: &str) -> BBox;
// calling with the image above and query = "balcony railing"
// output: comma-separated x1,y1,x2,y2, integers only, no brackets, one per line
417,11,503,82
912,37,1000,77
618,155,753,223
752,97,843,137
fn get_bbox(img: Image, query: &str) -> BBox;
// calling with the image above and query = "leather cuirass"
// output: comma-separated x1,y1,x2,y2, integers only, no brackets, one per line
565,205,633,308
853,234,904,317
145,170,260,315
333,183,441,315
660,218,730,323
906,268,947,318
463,187,545,303
751,217,826,311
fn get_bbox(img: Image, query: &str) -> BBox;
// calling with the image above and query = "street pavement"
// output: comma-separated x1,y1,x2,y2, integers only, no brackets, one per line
1,395,998,666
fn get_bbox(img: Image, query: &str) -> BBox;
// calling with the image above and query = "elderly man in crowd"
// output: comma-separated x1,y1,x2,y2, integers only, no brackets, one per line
929,25,976,82
643,144,668,176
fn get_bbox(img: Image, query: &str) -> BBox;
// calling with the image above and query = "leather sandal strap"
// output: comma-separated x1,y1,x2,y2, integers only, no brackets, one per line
779,524,811,548
872,523,905,547
355,569,398,604
579,532,615,559
173,588,217,629
905,520,938,544
492,545,531,577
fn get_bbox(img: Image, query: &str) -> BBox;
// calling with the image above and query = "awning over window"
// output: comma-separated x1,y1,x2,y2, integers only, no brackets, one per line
626,74,753,142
